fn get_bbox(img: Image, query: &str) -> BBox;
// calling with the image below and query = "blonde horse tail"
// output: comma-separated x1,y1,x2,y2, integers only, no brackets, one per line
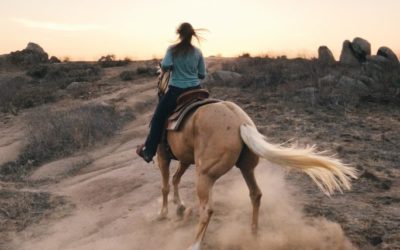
240,124,358,196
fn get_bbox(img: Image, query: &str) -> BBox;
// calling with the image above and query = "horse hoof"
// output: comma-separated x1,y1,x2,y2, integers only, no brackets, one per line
187,242,200,250
176,205,186,217
156,212,168,221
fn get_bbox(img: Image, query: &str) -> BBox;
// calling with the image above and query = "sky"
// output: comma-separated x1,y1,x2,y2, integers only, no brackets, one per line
1,0,399,61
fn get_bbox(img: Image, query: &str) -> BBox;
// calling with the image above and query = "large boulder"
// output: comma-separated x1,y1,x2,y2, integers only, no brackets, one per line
351,37,371,61
358,75,382,91
211,70,242,83
339,40,360,66
337,76,370,103
7,42,49,66
49,56,61,63
26,42,46,54
339,38,371,65
318,46,336,65
377,46,399,64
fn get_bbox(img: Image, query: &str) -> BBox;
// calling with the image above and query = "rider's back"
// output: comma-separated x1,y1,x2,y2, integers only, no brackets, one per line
161,46,206,89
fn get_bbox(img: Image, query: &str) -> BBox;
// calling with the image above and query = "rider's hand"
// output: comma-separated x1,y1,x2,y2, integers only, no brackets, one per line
157,67,164,79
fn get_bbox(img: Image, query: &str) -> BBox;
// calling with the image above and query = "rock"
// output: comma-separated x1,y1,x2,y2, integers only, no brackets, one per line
358,75,382,91
377,46,399,64
337,76,370,102
318,74,337,86
211,70,242,83
66,81,91,98
25,42,46,54
297,87,317,106
66,81,89,90
318,46,336,65
352,37,371,61
6,42,49,66
49,56,61,63
339,40,360,66
363,55,391,81
366,55,389,64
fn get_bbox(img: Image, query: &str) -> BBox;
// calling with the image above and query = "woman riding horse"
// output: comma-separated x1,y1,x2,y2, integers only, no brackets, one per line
136,22,206,163
137,23,357,250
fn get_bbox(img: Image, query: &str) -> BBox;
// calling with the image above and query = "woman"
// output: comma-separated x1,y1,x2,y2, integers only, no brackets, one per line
137,22,206,163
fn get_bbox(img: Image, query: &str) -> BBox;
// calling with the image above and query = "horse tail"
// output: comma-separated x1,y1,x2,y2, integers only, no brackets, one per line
239,124,358,196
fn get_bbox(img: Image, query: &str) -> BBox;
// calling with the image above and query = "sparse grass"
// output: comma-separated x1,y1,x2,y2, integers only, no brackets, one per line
0,103,134,180
0,63,102,113
0,189,67,232
42,62,102,89
0,188,72,249
0,76,54,113
215,56,400,107
22,104,124,164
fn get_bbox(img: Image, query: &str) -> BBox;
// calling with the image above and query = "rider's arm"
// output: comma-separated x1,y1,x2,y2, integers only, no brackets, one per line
198,51,206,79
161,47,173,71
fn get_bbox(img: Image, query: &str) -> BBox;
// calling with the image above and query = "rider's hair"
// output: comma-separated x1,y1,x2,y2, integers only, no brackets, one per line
172,22,201,57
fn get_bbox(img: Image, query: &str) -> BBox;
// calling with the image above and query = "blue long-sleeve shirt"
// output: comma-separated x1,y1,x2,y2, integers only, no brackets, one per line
161,46,206,88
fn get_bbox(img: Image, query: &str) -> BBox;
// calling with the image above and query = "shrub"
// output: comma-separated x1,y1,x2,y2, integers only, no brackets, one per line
120,70,135,81
0,76,47,113
26,65,48,78
0,103,134,179
20,104,126,165
98,55,130,68
43,62,102,89
136,66,157,76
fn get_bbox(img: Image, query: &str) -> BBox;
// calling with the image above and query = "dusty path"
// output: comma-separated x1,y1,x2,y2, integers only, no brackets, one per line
7,73,355,250
6,77,351,250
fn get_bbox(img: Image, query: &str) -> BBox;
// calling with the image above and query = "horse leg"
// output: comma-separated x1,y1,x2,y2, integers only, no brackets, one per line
157,144,171,220
237,148,261,235
172,162,190,217
189,174,215,250
240,167,262,234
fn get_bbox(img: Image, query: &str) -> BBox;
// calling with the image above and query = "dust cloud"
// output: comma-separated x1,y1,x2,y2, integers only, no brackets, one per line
157,162,355,250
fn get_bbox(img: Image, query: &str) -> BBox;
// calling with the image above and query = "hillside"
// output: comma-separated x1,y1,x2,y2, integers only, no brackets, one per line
0,44,399,249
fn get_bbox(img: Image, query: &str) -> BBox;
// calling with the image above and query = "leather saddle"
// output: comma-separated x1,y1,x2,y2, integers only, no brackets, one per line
166,89,220,130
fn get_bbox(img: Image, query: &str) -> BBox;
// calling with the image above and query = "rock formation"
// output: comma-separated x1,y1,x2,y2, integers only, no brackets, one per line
318,46,336,65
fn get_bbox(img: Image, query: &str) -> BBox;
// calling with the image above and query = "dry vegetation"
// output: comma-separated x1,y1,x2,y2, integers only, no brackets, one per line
0,63,102,113
204,56,400,248
0,103,133,181
0,51,399,249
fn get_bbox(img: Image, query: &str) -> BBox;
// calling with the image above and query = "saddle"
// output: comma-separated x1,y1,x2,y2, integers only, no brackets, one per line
166,89,220,130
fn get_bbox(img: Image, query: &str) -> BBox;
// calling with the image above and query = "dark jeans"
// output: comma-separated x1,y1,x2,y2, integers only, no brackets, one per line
144,85,201,157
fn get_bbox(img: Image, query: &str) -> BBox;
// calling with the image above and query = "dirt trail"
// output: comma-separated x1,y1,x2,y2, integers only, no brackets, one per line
6,74,355,250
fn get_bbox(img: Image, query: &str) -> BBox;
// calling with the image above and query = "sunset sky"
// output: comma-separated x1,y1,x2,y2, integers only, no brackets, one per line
1,0,399,61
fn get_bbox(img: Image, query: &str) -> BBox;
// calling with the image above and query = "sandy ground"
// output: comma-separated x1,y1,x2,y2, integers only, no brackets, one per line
1,64,399,250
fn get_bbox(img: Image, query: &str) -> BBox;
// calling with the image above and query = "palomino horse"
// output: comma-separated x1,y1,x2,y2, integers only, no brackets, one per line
154,73,357,250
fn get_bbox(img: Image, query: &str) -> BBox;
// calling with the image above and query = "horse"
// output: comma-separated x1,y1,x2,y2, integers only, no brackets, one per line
153,73,357,250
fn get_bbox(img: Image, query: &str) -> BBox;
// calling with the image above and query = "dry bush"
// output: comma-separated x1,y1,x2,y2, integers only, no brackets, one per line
0,76,54,113
0,103,134,179
136,66,157,76
6,50,48,66
98,55,130,68
21,104,125,164
120,70,136,81
0,189,66,232
0,188,70,249
42,62,101,89
0,63,102,113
